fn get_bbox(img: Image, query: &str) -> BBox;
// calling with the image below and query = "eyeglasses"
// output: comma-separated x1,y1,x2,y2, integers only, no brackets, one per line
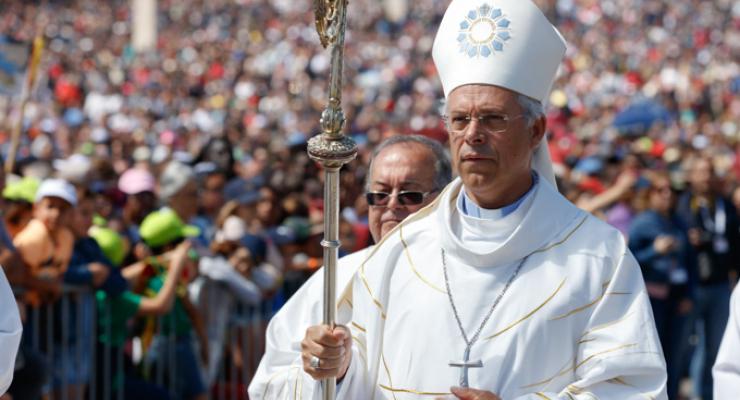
442,113,524,136
365,190,435,207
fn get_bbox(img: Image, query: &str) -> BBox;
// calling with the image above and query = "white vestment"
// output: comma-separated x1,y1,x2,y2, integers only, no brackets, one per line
0,267,22,394
258,177,667,399
248,247,372,399
713,284,740,399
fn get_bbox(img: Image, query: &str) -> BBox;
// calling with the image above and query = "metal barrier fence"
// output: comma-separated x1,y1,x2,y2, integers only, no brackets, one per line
12,283,276,400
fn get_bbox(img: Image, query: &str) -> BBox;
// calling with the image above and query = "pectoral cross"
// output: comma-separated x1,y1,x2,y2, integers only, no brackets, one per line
449,346,483,388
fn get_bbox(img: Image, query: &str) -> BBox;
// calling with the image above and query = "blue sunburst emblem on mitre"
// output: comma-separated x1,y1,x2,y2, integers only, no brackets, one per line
457,4,512,58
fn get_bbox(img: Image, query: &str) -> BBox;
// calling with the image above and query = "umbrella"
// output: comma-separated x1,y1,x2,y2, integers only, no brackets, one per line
613,99,672,136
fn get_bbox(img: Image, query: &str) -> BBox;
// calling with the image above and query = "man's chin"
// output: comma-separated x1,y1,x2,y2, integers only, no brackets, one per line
380,221,400,238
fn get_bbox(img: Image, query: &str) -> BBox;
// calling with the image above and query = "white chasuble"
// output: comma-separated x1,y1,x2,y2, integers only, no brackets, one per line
0,267,22,394
713,284,740,399
254,177,667,399
249,247,372,399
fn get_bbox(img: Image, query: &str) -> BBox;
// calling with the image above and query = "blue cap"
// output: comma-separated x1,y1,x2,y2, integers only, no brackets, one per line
241,234,267,263
224,178,262,205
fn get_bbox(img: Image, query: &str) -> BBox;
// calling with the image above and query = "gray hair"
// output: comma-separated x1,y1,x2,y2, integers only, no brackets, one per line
365,135,452,192
515,94,545,127
439,92,545,128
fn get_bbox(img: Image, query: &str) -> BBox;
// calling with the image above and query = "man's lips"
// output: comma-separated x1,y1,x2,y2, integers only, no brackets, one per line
461,153,494,161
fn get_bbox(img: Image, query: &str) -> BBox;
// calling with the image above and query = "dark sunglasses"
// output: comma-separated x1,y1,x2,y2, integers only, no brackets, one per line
365,190,435,207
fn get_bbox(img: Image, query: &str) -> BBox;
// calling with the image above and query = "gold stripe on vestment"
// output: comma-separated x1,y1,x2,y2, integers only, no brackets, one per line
520,358,574,389
381,353,398,400
360,265,387,319
400,223,446,294
352,336,368,365
484,278,567,341
567,384,585,394
529,216,588,256
549,287,632,321
578,311,635,342
574,343,638,371
608,373,659,400
534,393,551,399
378,384,452,396
339,296,353,309
351,321,367,332
522,343,638,389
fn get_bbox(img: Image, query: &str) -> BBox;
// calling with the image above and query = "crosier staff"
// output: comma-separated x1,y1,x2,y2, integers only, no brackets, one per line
309,0,357,399
5,35,44,175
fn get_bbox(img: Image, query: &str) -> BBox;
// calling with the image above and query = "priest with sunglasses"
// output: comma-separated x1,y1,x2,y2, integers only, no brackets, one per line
249,135,452,399
286,0,668,399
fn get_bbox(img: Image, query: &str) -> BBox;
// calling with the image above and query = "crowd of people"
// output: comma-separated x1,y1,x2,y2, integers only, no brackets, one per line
0,0,738,399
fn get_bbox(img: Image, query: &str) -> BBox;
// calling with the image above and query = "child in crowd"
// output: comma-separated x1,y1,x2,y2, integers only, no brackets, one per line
92,222,192,400
133,209,208,400
13,179,76,305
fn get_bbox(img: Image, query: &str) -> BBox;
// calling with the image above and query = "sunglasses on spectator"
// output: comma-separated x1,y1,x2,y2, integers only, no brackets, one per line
365,190,435,207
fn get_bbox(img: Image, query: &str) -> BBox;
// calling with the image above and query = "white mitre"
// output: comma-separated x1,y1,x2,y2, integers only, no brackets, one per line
433,0,567,187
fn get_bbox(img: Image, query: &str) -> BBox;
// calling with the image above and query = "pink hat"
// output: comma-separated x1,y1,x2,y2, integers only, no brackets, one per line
118,168,156,195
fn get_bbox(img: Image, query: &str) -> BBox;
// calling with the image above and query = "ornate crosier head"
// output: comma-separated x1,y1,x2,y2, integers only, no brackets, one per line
314,0,346,48
309,0,356,166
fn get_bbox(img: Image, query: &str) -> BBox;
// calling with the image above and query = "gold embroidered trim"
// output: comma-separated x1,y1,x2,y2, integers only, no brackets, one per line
485,278,567,341
567,384,584,394
529,216,588,256
550,288,631,321
579,311,635,342
352,336,368,365
400,223,446,294
352,335,367,351
359,265,387,319
534,393,551,400
339,296,353,309
608,377,631,386
378,384,451,396
381,353,398,400
521,358,574,389
351,321,367,333
575,343,638,371
522,343,639,389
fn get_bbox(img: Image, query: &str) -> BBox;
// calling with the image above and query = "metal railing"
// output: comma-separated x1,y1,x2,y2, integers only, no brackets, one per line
11,282,276,400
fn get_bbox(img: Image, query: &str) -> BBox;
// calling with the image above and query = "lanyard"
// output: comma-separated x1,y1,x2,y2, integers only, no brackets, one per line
699,197,726,236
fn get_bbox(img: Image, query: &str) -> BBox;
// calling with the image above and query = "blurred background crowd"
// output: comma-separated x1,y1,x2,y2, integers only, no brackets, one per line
0,0,738,399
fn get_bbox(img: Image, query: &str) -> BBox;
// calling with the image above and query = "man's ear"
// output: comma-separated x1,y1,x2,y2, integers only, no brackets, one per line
529,115,546,150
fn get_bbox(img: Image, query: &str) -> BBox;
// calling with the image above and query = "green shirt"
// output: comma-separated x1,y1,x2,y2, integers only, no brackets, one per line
146,273,192,337
96,290,141,346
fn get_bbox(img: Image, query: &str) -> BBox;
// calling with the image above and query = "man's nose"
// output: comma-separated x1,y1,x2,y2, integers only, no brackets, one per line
386,192,403,210
463,119,486,145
